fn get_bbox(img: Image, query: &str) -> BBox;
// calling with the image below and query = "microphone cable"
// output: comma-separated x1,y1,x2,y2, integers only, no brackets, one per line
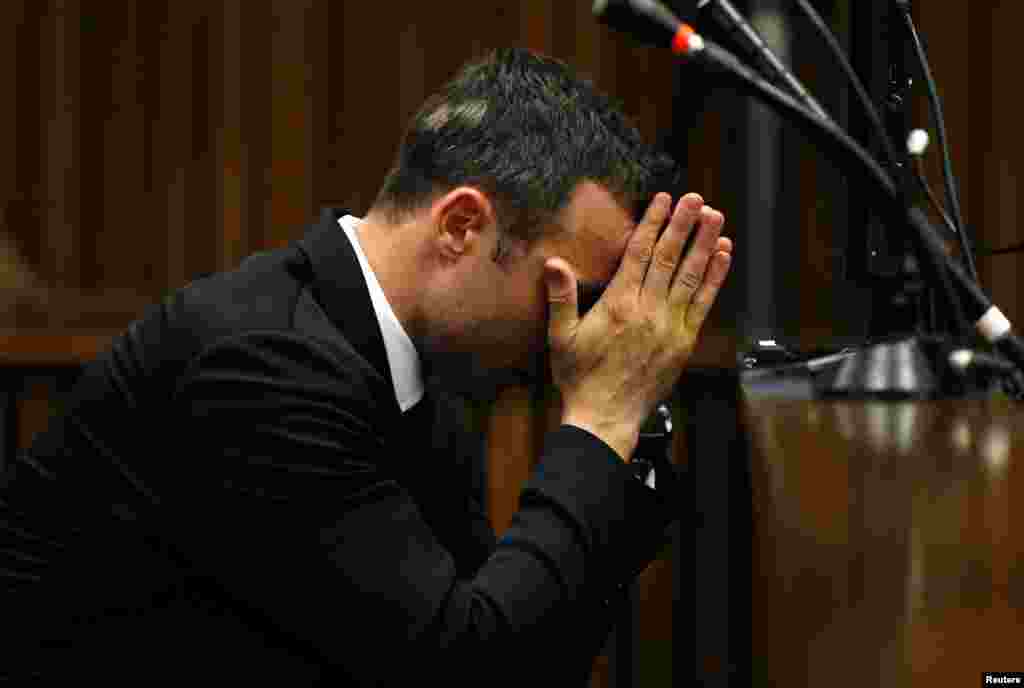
696,0,832,122
897,2,981,286
674,30,972,351
791,0,972,340
906,130,959,241
593,1,1024,381
790,0,901,173
984,241,1024,257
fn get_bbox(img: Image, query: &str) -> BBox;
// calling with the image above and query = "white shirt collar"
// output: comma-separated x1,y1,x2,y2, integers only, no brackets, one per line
338,215,425,413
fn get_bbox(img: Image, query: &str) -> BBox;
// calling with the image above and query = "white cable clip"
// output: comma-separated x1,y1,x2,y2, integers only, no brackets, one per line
907,128,930,157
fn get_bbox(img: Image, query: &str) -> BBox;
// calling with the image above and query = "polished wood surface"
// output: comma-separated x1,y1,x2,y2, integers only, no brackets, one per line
743,394,1024,686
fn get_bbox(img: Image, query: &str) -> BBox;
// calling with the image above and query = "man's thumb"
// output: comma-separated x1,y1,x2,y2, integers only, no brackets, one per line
545,258,578,345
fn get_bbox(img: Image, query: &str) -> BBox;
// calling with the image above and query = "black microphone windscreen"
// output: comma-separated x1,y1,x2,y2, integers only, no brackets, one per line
593,0,688,48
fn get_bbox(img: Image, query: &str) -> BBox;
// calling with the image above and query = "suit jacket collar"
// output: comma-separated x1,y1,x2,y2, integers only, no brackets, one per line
295,206,402,417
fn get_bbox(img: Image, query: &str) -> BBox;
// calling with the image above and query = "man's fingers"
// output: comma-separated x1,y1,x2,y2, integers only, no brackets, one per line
671,206,724,305
684,249,732,331
643,192,704,302
613,193,675,297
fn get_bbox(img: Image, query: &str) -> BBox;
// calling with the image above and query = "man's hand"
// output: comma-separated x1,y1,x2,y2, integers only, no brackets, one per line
544,193,732,461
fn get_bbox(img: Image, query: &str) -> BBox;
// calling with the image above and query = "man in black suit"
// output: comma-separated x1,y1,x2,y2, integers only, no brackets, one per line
2,48,731,685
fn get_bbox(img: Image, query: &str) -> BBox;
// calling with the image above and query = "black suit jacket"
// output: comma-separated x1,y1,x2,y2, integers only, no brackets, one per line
2,208,678,686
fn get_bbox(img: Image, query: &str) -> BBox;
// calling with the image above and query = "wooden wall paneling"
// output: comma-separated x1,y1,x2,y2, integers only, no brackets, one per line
913,1,987,333
313,1,343,214
982,3,1023,326
916,2,974,238
11,3,44,285
335,4,402,217
239,1,273,254
591,17,621,98
40,0,81,293
214,0,246,272
267,0,316,248
549,0,579,67
0,0,34,293
137,1,163,290
684,93,736,343
76,2,110,293
913,2,1012,337
520,0,555,56
685,108,724,223
616,44,676,147
186,6,218,284
155,0,193,292
908,2,1023,327
570,0,603,85
304,0,331,230
99,0,151,293
468,4,516,64
394,6,428,152
792,2,859,347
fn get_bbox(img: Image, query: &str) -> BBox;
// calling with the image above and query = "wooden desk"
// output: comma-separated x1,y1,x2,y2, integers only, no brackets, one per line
743,391,1024,686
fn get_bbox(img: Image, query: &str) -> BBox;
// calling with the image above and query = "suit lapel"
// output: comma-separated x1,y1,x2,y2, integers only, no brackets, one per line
295,207,402,420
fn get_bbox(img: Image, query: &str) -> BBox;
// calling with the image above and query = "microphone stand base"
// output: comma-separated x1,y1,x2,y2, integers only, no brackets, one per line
817,335,978,400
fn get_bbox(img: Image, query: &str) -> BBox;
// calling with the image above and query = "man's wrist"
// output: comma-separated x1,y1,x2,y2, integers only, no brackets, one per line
560,414,639,463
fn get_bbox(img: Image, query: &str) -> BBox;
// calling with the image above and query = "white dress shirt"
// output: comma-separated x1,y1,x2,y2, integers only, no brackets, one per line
338,215,425,413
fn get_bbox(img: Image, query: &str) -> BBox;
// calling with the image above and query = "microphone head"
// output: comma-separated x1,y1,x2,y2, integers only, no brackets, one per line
592,0,687,49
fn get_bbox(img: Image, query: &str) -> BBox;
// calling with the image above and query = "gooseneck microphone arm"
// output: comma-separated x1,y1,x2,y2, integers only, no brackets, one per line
592,0,1024,382
789,0,972,341
684,38,965,344
685,36,1024,376
898,3,980,285
790,0,902,175
696,0,832,123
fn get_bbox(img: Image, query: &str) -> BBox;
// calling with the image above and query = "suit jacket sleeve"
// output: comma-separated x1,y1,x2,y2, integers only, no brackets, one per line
169,330,676,685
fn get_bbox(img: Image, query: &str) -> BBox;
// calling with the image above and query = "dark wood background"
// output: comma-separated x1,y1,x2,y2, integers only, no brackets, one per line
0,0,679,327
2,2,1021,686
2,0,1020,352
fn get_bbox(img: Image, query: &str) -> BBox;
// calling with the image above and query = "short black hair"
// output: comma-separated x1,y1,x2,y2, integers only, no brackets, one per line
371,47,680,265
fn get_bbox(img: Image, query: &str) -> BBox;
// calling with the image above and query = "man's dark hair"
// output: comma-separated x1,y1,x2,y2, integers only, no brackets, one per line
371,47,679,265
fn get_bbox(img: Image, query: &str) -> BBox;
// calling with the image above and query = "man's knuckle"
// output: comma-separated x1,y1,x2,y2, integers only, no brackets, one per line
640,314,659,337
629,242,654,263
680,271,701,291
653,251,677,272
687,299,709,324
606,298,631,324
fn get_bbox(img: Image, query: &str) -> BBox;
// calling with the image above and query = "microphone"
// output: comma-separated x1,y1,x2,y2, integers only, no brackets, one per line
949,348,1018,377
592,1,823,118
696,0,831,122
593,0,703,55
689,35,1024,377
593,1,1024,384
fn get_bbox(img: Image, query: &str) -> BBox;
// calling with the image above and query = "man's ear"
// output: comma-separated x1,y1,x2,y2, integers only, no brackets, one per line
432,187,496,255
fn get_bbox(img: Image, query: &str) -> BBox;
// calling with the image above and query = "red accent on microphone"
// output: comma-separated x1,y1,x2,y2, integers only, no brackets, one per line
671,23,696,55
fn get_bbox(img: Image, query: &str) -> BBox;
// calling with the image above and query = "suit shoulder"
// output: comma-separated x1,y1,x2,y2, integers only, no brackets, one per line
173,327,395,424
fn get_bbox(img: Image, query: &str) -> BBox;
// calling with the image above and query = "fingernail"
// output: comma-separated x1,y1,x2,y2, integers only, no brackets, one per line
685,194,704,211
